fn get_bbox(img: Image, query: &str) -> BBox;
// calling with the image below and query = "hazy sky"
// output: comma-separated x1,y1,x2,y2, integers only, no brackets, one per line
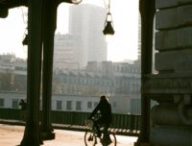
0,0,139,62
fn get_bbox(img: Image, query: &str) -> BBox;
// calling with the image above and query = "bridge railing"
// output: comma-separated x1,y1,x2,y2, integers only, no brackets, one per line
0,108,141,135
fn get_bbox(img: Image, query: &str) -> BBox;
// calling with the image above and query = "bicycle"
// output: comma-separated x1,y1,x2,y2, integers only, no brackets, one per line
84,119,117,146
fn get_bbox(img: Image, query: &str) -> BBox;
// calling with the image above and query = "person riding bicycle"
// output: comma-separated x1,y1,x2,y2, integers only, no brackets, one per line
88,95,112,145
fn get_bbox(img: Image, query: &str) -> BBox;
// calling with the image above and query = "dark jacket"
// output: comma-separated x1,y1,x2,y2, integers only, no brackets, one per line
89,98,112,124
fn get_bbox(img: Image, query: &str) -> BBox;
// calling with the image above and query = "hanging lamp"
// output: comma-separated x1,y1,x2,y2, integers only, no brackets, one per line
103,0,115,35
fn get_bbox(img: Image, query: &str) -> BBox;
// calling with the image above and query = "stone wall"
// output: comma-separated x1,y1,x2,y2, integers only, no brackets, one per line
145,0,192,145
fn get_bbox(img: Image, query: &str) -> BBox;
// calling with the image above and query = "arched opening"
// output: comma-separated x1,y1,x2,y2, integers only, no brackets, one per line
0,1,141,145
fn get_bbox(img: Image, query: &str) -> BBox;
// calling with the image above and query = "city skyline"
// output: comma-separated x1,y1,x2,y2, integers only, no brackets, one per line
54,4,108,70
0,0,139,62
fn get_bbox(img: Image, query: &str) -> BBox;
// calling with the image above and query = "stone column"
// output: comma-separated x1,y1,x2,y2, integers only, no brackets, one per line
19,0,43,145
148,0,192,145
40,0,58,141
135,0,155,145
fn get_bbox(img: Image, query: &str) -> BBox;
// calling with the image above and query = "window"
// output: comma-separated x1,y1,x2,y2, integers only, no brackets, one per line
76,101,81,111
113,102,117,108
56,100,62,110
66,100,72,110
87,101,92,109
12,99,19,109
0,98,4,107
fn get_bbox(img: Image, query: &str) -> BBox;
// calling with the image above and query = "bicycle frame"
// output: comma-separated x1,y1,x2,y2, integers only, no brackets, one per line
84,119,117,146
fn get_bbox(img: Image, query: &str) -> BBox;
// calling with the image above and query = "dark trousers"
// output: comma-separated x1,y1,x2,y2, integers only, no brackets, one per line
94,117,110,138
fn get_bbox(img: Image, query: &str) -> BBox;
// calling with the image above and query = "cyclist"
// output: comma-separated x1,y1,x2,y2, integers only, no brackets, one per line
89,95,112,145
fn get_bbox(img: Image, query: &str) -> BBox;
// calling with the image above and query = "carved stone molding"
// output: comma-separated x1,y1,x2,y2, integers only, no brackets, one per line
143,74,192,94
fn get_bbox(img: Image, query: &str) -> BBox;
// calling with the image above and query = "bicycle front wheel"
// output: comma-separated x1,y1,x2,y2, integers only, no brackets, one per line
84,131,97,146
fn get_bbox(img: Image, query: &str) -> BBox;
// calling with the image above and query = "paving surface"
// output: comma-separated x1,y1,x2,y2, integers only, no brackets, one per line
0,124,138,146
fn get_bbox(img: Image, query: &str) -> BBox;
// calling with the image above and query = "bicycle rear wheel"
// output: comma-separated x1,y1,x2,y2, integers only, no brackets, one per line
84,131,97,146
90,133,116,146
102,133,117,146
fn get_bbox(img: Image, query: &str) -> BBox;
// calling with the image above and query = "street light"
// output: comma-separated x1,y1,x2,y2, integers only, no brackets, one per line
103,0,115,36
71,0,115,36
103,12,115,35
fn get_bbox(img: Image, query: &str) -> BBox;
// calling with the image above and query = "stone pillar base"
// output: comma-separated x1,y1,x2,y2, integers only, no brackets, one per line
41,131,55,140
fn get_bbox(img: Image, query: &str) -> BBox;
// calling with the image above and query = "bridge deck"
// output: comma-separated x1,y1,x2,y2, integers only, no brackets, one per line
0,123,137,146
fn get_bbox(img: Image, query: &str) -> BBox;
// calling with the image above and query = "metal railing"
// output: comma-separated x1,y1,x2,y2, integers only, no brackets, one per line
0,108,141,135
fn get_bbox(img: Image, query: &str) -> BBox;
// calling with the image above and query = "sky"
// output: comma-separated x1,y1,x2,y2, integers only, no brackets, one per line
0,0,139,62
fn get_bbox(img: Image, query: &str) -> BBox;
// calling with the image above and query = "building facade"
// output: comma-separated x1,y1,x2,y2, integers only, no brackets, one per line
0,91,137,114
68,4,107,68
53,34,80,70
53,61,141,114
0,55,141,114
